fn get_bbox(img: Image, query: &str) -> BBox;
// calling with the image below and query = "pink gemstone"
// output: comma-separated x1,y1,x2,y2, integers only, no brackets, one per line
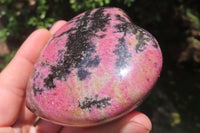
26,7,162,127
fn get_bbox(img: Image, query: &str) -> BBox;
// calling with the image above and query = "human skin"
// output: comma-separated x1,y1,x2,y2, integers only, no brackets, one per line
0,20,152,133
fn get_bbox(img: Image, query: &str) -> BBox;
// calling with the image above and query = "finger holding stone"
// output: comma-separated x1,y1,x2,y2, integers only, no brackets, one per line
0,29,51,126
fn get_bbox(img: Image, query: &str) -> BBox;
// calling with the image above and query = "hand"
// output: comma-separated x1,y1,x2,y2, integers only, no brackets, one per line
0,21,152,133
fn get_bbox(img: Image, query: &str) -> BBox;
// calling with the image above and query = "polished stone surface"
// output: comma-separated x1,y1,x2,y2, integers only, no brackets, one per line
26,7,162,127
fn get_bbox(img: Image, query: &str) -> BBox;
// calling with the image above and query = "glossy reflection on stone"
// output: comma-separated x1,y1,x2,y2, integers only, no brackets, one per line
26,7,162,127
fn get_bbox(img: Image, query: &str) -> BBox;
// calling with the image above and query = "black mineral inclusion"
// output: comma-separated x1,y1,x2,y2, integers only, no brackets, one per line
33,8,111,96
78,95,111,112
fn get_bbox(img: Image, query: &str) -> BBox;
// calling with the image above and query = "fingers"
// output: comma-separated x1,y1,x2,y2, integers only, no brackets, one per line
49,20,67,33
119,111,152,133
0,127,13,132
36,120,62,133
0,20,67,127
59,111,152,133
0,29,52,126
15,101,36,125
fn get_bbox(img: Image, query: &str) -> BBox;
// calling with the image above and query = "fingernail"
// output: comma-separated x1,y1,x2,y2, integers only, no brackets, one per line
120,121,150,133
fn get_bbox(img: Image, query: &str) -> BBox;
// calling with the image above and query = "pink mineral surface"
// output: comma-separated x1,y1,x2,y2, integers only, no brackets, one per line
26,7,162,127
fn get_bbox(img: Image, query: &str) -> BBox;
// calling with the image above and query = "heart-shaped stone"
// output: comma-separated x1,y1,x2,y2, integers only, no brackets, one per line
26,7,162,127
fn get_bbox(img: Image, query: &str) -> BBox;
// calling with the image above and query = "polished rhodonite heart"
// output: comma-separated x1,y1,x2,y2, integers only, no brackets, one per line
26,7,162,127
